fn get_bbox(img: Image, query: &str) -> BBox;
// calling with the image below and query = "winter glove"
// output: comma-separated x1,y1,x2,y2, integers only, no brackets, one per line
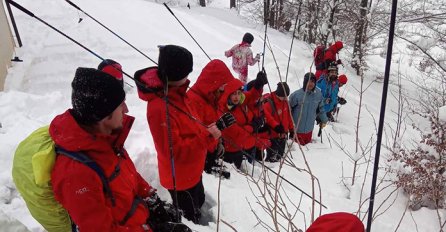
273,124,285,134
255,53,261,61
216,112,236,130
251,116,265,132
337,59,342,65
151,222,192,232
327,111,335,122
145,193,180,224
338,97,347,105
288,130,295,140
254,71,268,90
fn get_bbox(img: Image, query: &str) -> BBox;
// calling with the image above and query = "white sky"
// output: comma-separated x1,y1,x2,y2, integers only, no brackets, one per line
0,0,442,231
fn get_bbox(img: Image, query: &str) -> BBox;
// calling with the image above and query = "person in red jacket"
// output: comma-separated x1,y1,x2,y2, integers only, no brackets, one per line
315,41,343,80
306,212,365,232
263,82,294,162
187,59,237,175
219,72,269,169
50,68,158,231
134,45,221,224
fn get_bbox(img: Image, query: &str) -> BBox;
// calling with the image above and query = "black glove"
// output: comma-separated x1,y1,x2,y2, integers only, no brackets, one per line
288,130,294,140
338,97,347,105
216,112,236,130
251,116,265,132
274,124,285,134
337,59,342,65
146,194,180,224
254,71,268,90
150,222,192,232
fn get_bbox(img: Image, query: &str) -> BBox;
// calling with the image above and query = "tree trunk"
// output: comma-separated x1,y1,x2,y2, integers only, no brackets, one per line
229,0,235,8
264,0,270,25
200,0,206,7
352,0,368,75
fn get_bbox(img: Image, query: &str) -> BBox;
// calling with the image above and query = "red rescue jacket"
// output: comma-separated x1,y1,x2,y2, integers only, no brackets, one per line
136,67,212,190
263,92,294,138
50,111,153,232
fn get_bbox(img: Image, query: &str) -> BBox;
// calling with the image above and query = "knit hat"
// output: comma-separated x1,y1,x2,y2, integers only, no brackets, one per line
98,59,124,87
338,74,348,84
157,45,193,83
275,82,290,97
242,33,254,44
303,72,317,90
71,67,126,125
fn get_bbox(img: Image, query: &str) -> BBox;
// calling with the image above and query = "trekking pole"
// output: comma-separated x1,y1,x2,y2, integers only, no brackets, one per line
4,0,157,89
164,85,181,222
366,0,398,231
285,13,299,82
64,0,157,65
163,3,211,61
261,18,268,70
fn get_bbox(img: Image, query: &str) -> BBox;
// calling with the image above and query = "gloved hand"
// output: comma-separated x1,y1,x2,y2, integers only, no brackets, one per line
338,97,347,105
274,124,285,134
145,194,180,224
255,53,261,61
251,116,265,132
319,122,327,129
288,130,295,140
216,112,236,130
337,59,342,65
150,221,192,232
254,71,268,90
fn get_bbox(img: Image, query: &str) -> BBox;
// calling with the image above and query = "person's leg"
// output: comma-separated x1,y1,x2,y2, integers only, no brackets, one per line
204,151,217,173
168,179,204,224
266,138,280,161
239,67,248,84
277,138,286,159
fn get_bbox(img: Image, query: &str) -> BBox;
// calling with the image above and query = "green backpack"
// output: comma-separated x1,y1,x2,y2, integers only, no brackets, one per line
12,126,113,232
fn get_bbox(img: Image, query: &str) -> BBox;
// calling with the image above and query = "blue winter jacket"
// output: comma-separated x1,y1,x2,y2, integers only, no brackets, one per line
316,75,339,113
289,87,328,133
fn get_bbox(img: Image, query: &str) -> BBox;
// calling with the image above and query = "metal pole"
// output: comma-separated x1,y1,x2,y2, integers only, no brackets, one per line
5,0,22,47
366,0,398,231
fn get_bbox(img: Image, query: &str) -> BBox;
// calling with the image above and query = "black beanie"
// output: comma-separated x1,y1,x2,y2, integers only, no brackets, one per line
71,67,126,125
157,45,193,83
275,82,290,97
242,33,254,44
303,72,317,90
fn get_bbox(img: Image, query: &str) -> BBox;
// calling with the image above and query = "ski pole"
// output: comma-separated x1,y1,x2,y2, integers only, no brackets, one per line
64,0,157,65
261,18,268,70
163,3,211,61
318,126,323,143
5,0,154,89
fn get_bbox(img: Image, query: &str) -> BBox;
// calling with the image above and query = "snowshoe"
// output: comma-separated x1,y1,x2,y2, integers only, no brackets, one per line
205,165,230,179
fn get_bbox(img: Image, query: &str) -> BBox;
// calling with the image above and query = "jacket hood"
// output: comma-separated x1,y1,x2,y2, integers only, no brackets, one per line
49,110,134,153
134,67,164,102
333,41,343,52
218,78,244,108
190,59,235,102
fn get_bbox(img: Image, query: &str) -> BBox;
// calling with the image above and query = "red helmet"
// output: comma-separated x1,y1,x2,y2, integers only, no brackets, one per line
338,74,348,84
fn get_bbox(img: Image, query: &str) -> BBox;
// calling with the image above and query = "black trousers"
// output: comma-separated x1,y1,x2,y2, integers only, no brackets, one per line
168,178,205,224
223,147,255,169
266,138,286,160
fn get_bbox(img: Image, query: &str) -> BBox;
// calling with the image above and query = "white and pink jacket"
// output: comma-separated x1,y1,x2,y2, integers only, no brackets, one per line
225,42,259,83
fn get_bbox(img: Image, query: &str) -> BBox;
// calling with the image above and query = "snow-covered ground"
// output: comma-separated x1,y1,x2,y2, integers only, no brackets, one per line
0,0,442,231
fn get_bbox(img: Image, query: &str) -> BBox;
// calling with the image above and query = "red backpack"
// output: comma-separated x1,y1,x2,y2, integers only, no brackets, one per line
313,45,326,68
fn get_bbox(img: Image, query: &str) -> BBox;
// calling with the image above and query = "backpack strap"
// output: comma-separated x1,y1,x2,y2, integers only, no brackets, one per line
55,147,116,206
266,97,277,116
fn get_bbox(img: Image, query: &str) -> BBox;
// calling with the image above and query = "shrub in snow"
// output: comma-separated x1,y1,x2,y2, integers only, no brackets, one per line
389,113,446,210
